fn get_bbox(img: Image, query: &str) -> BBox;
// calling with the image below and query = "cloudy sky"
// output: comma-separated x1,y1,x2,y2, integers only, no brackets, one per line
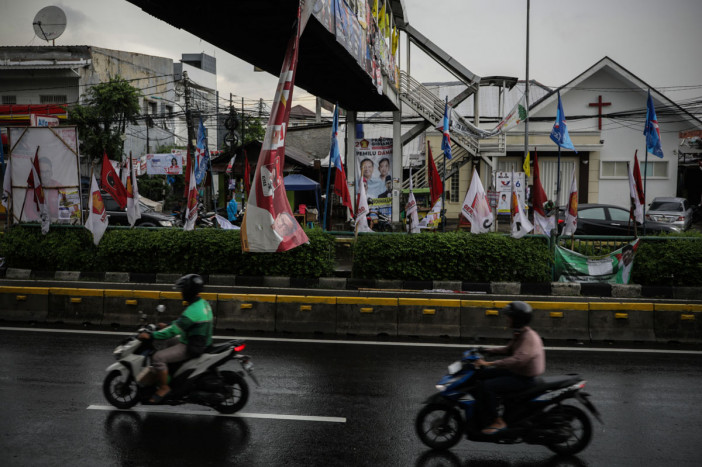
1,0,701,109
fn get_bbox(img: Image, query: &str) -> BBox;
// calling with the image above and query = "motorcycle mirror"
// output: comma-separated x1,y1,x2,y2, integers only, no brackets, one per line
156,304,166,313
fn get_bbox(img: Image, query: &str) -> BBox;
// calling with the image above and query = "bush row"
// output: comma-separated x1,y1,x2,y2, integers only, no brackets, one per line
1,226,701,286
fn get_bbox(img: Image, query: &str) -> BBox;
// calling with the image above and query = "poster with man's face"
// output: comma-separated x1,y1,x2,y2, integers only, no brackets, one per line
355,136,393,218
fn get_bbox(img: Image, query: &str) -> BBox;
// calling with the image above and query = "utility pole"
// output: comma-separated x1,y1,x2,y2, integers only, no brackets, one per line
183,70,195,201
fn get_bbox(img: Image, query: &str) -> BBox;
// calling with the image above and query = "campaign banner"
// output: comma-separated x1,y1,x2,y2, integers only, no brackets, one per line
146,153,182,175
495,172,527,214
555,239,639,284
356,135,393,218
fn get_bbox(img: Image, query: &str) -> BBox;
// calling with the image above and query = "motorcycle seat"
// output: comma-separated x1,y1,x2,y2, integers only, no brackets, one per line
508,374,582,401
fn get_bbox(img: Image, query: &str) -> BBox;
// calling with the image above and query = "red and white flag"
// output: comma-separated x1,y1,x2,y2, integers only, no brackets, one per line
184,162,198,231
628,150,645,224
26,149,50,235
84,174,108,245
427,141,443,208
510,181,533,239
241,5,311,252
460,168,493,234
126,155,141,227
101,152,128,209
562,170,579,236
532,151,556,236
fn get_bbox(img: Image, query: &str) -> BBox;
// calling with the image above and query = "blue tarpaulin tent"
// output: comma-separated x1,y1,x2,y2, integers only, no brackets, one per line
283,173,321,213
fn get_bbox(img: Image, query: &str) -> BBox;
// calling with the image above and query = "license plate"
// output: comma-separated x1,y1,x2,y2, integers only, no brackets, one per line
448,361,462,374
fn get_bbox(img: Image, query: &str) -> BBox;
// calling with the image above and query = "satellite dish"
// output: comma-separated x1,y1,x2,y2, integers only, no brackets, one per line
33,6,67,43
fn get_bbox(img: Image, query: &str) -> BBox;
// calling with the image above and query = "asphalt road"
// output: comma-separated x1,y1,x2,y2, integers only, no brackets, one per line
1,328,701,467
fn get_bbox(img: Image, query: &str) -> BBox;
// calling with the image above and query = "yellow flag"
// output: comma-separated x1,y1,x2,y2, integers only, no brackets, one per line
523,152,531,177
391,26,399,55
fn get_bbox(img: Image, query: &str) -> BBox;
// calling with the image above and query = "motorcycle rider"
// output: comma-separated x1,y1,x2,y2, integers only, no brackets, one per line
474,301,545,435
138,274,214,403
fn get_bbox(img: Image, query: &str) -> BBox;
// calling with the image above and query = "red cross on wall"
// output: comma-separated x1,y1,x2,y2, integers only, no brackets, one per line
588,95,611,130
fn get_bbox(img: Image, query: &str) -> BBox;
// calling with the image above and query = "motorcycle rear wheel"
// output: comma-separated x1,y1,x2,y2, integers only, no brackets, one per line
415,404,464,450
545,404,593,455
103,370,139,409
215,371,249,414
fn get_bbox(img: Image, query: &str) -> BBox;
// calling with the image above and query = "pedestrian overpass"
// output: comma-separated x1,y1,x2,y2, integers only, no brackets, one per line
126,0,516,216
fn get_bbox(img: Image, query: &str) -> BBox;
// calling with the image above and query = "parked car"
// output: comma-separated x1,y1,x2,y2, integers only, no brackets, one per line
82,191,180,228
570,203,677,236
645,197,693,231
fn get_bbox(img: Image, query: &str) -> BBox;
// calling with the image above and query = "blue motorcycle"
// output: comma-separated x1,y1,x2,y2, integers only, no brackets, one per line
415,348,602,455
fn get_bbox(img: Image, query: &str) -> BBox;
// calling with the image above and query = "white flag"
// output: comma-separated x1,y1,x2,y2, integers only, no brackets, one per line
355,174,373,234
215,214,240,230
84,174,108,245
493,94,528,134
406,168,419,233
562,171,578,236
126,157,141,227
1,158,11,210
460,168,493,234
184,163,198,231
510,185,533,239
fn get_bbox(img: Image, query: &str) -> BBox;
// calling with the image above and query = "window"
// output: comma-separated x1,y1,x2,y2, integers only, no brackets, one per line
641,160,667,178
608,207,631,222
580,207,606,220
601,161,629,178
2,95,17,105
449,172,460,202
39,95,67,104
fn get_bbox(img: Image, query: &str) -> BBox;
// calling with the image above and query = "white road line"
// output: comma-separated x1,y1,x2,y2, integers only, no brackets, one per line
2,326,701,354
86,404,345,423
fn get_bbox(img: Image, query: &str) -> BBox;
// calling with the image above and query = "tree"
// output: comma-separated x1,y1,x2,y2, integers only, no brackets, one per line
69,76,142,162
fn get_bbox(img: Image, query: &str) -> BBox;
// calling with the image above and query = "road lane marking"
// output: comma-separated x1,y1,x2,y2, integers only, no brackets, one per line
87,404,345,422
2,326,702,355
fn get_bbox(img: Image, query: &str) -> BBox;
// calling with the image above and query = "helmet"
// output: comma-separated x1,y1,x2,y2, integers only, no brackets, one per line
175,274,204,303
502,301,533,328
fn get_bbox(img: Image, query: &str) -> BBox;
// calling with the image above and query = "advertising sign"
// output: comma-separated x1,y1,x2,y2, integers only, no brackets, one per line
146,153,182,175
355,135,393,218
495,172,527,214
29,114,59,127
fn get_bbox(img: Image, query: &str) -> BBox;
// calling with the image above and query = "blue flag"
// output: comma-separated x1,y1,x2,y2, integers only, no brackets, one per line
194,118,210,185
441,97,452,160
550,92,577,153
644,91,664,158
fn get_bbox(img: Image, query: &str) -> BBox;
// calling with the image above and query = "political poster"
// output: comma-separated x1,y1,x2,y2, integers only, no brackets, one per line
146,153,183,175
495,171,527,214
555,240,639,284
355,135,393,218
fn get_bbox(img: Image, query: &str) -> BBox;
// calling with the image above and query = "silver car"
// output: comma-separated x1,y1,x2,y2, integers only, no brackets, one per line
645,197,693,231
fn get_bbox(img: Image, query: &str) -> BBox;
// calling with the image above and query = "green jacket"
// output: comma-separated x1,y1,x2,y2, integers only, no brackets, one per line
153,298,213,349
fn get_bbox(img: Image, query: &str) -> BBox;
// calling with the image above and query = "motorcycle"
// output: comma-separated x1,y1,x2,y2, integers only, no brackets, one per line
415,348,602,455
103,306,258,414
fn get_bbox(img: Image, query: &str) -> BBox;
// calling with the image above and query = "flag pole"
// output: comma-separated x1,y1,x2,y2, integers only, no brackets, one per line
555,145,561,233
322,107,336,231
642,92,649,236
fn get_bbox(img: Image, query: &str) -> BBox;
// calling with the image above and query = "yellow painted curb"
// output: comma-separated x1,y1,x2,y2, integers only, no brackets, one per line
0,286,49,295
399,298,460,307
337,297,398,306
529,301,588,311
218,294,277,303
276,295,336,305
654,304,702,312
589,302,653,312
50,288,103,297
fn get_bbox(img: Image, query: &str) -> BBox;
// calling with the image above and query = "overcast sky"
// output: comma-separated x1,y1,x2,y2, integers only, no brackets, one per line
1,0,701,109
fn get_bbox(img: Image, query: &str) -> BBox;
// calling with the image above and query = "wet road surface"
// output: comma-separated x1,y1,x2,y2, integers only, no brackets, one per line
1,328,701,466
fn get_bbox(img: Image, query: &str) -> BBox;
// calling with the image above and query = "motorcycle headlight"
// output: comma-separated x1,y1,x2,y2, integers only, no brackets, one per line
158,220,173,227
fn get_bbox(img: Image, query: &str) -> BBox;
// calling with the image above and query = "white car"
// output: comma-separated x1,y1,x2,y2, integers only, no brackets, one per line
645,197,694,231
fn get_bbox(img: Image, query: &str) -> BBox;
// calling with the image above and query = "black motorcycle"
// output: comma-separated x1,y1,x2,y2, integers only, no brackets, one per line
415,348,602,455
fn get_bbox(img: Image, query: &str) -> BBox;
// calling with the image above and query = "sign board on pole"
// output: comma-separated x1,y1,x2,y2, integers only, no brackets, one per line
29,114,59,128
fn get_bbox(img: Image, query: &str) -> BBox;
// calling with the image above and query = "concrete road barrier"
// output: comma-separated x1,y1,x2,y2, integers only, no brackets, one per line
102,289,161,328
0,286,49,322
216,293,276,332
398,298,461,337
460,300,501,339
529,301,589,341
47,288,104,325
276,295,337,334
336,297,398,336
653,303,702,343
589,302,655,342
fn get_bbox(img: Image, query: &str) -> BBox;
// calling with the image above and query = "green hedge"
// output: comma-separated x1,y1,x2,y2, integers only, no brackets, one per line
0,226,336,278
352,232,552,282
2,226,701,285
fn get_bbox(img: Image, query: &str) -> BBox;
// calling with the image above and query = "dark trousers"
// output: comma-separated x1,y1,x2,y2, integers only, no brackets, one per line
476,368,535,423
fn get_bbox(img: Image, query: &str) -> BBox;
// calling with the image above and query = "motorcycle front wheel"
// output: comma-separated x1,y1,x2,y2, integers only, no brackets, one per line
103,370,139,409
545,404,593,455
215,371,249,414
415,404,464,450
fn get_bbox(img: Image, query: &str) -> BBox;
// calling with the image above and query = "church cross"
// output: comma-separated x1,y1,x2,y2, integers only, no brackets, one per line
588,95,611,130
